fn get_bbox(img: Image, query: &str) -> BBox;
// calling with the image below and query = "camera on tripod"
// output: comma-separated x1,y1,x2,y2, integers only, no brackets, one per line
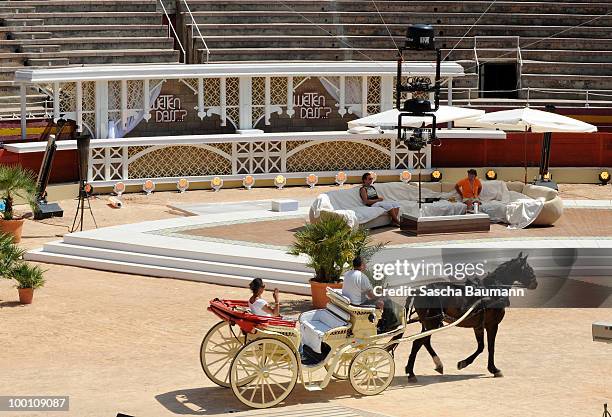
396,24,441,152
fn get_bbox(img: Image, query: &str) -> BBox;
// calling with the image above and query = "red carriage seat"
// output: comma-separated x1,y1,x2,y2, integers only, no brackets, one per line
208,298,296,334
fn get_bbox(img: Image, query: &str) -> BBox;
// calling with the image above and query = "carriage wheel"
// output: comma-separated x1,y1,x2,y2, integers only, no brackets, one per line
230,338,298,409
349,347,395,396
200,321,244,388
325,352,354,380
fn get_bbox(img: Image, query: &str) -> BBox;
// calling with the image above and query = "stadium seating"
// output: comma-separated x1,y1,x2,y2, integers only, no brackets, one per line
0,0,180,119
180,0,612,106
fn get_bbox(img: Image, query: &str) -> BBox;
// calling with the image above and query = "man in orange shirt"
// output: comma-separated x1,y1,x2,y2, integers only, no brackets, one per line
455,169,482,210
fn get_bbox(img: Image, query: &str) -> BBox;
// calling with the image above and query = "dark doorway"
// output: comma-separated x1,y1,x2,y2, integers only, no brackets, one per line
479,63,519,99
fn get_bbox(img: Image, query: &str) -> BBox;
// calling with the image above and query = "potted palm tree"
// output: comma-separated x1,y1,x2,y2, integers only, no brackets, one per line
288,216,384,308
0,233,45,304
0,165,37,243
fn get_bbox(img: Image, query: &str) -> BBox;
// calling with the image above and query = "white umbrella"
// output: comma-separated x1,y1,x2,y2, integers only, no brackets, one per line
347,106,485,130
455,107,597,133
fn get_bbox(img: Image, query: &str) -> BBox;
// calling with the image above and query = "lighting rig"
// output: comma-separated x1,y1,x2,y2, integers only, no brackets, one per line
396,24,441,208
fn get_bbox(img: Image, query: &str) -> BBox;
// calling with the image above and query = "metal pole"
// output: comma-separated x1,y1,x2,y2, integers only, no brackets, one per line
20,84,27,140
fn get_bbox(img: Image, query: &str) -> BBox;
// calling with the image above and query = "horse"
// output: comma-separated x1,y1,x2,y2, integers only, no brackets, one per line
398,252,538,381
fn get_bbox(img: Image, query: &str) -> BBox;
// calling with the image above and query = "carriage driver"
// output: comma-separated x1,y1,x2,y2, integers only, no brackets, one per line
342,256,384,309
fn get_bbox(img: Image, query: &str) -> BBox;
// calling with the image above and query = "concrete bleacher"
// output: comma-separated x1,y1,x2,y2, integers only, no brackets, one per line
0,0,180,119
180,0,612,106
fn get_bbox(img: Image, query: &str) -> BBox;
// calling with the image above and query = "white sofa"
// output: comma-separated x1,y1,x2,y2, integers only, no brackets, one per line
309,180,563,229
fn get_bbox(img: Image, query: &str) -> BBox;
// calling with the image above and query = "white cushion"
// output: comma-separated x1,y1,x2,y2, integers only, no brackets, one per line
300,308,348,353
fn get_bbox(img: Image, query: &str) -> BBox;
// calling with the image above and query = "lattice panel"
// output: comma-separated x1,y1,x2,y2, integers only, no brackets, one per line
59,82,76,114
412,152,427,169
270,77,287,106
127,80,143,110
128,146,231,179
367,76,381,115
108,80,121,122
226,77,239,107
287,140,390,172
204,78,220,107
83,82,95,111
294,76,308,89
345,76,362,106
90,148,106,181
394,139,410,169
235,141,283,174
252,77,266,125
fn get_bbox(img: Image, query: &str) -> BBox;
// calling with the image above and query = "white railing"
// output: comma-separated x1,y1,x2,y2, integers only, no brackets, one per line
439,86,612,107
157,0,186,63
181,0,210,63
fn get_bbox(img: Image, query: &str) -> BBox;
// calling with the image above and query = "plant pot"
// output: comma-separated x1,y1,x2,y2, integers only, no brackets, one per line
310,279,343,309
18,287,34,304
0,218,25,243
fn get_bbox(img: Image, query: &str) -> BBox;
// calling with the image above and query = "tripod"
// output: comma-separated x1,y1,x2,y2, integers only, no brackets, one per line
70,134,97,232
604,404,611,417
70,180,97,232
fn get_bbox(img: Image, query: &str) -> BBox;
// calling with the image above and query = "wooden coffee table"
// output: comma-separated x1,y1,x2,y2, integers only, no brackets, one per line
400,213,490,236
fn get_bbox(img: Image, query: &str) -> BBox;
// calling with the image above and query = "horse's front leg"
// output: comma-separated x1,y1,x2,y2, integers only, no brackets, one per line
405,338,424,382
486,322,503,377
457,326,484,370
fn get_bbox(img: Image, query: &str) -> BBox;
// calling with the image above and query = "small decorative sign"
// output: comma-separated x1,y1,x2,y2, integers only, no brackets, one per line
294,92,332,119
153,95,187,123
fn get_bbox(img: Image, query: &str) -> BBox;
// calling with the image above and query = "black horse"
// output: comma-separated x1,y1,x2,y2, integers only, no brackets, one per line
399,252,538,381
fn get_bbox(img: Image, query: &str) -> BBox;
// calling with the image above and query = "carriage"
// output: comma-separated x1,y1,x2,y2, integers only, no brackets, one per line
200,288,478,409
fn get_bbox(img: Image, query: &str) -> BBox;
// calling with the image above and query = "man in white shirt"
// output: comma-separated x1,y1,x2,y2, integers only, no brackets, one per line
342,256,379,306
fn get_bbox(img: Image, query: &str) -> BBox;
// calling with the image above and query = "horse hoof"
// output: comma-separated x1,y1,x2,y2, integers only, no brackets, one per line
457,360,467,370
407,375,418,383
433,356,444,374
494,371,504,378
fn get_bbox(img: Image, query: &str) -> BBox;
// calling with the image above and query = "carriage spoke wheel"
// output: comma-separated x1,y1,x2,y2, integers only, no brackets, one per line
230,338,298,409
325,352,354,380
200,321,244,388
349,347,395,396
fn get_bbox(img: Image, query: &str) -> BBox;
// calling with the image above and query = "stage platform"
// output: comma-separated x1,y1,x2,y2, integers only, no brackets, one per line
25,198,612,296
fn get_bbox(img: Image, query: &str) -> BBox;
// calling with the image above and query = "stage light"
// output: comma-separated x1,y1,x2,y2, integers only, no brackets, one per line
143,180,155,195
274,174,286,190
599,170,610,185
306,173,318,188
431,170,442,182
211,176,223,192
405,24,435,50
368,171,377,183
543,171,552,181
243,175,255,190
335,171,347,186
400,170,412,183
177,178,189,193
84,183,94,196
485,169,497,181
113,181,125,197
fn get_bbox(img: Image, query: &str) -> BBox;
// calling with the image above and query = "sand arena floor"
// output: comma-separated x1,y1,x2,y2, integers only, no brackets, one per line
1,184,611,417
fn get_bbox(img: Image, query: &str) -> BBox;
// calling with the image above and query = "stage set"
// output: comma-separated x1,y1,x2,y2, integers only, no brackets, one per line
10,30,612,298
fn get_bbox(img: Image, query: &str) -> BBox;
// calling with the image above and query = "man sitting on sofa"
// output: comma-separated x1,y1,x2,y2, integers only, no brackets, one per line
360,173,401,227
455,169,482,210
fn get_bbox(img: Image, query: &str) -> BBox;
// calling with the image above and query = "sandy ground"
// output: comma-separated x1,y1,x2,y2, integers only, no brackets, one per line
1,184,611,417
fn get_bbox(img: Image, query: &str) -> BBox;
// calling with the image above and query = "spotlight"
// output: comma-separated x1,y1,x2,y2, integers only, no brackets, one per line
113,181,126,197
84,183,94,196
274,174,286,190
243,175,255,190
485,169,497,181
599,170,610,185
306,173,318,188
211,176,223,192
400,170,412,183
335,171,347,186
405,24,435,50
368,171,377,183
431,170,442,182
143,179,155,195
177,178,189,193
543,171,552,181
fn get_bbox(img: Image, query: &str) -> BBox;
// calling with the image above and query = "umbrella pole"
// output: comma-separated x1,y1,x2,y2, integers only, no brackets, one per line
523,129,528,184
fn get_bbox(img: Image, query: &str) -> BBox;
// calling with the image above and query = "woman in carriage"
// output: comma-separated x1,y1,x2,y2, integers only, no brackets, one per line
248,278,281,317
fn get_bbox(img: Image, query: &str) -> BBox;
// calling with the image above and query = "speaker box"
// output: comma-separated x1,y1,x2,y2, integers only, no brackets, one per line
592,321,612,343
34,201,64,220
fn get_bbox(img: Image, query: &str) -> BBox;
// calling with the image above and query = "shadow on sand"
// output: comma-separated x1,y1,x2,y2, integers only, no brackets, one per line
155,373,484,415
